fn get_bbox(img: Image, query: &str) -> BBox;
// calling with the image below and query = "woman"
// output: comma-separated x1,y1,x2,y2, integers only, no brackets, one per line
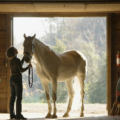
6,46,32,120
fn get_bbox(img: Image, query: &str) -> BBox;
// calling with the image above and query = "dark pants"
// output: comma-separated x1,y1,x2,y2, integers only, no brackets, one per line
9,74,23,117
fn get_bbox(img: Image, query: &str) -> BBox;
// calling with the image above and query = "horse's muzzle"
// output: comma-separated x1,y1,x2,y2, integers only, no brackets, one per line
24,52,32,63
24,56,31,63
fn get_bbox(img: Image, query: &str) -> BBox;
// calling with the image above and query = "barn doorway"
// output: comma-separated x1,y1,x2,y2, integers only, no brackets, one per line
12,17,107,118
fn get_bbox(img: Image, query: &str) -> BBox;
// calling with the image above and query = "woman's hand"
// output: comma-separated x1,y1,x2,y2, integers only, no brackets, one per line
28,63,32,68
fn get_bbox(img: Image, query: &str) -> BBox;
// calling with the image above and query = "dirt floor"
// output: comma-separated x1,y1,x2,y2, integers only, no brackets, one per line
0,103,108,119
22,103,107,117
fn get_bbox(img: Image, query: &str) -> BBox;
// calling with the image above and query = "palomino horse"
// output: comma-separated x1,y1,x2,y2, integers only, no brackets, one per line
23,34,87,118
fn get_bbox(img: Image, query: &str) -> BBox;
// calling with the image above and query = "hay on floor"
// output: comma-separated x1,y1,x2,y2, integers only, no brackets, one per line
110,100,120,116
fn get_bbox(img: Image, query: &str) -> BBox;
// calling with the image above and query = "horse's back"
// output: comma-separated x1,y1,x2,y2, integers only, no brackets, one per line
56,50,86,81
60,50,87,75
60,50,86,64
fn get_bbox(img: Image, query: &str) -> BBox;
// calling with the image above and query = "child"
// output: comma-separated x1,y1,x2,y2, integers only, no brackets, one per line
6,46,32,120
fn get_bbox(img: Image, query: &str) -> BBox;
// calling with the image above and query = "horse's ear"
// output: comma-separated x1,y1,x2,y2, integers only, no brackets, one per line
32,34,36,39
24,34,26,39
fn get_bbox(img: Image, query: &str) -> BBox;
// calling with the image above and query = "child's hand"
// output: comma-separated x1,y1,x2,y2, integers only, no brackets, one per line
28,63,32,68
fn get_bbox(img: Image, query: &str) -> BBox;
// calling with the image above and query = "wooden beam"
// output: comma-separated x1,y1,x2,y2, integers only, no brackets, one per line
0,0,120,3
12,12,107,17
0,3,120,13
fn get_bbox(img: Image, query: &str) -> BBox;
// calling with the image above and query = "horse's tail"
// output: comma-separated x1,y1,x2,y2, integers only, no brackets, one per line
71,52,87,111
72,76,81,111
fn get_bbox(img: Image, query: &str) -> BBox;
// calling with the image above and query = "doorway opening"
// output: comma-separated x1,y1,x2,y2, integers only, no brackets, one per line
13,17,107,118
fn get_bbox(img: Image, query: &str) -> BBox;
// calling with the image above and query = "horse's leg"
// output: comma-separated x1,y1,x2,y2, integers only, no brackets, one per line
77,74,85,117
51,80,57,118
41,81,52,118
63,79,75,117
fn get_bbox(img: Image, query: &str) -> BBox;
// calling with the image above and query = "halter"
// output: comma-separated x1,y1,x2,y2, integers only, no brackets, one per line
24,38,35,60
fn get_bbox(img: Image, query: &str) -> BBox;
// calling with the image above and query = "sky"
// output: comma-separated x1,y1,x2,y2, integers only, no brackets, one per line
13,17,49,45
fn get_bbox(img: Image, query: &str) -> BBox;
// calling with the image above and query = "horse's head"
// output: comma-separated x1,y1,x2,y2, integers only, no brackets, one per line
23,33,36,63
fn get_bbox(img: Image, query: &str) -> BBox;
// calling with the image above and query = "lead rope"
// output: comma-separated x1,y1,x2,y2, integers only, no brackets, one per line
28,66,33,88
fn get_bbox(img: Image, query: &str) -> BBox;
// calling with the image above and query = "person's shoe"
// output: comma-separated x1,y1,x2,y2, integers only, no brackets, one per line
10,114,16,119
16,114,27,120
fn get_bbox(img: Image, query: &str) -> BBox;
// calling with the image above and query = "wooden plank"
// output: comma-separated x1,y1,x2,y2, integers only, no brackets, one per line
0,58,5,65
111,85,117,92
111,92,116,96
0,31,6,37
0,45,6,52
111,81,117,87
0,66,7,72
0,72,7,79
0,92,7,98
112,43,120,51
112,15,120,23
0,106,7,113
0,98,7,113
0,15,6,22
0,22,6,31
112,64,120,71
112,37,120,44
0,37,6,45
112,30,120,37
0,52,6,58
111,56,116,66
111,96,116,101
0,79,7,85
112,23,120,30
112,72,120,79
0,15,6,31
0,98,7,103
0,85,7,92
111,76,118,84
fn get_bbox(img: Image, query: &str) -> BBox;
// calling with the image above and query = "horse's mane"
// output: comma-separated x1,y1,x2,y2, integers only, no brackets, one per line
35,38,57,55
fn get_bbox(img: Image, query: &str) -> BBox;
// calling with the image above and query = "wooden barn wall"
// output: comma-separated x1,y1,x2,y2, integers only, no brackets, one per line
0,14,11,113
111,14,120,107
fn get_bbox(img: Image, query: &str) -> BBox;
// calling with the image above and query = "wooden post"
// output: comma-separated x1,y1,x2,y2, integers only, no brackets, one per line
6,14,13,113
107,13,112,115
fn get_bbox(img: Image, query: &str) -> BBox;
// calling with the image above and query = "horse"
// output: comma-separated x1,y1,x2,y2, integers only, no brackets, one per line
23,34,87,118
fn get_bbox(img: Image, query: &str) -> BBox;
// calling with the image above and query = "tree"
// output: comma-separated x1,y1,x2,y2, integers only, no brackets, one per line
15,17,106,104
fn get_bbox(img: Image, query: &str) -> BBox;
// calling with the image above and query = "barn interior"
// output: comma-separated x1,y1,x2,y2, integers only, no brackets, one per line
0,0,120,120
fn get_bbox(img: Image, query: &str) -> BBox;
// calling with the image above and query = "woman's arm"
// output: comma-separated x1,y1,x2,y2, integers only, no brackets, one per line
17,59,29,73
21,57,25,65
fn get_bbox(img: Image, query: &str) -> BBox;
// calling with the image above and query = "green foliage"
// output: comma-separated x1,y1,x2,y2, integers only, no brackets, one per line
52,38,66,53
87,53,106,103
16,17,107,104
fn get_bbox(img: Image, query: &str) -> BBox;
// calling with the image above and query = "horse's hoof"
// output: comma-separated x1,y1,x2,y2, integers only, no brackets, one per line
63,113,69,117
52,114,57,118
80,113,84,117
45,113,52,118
